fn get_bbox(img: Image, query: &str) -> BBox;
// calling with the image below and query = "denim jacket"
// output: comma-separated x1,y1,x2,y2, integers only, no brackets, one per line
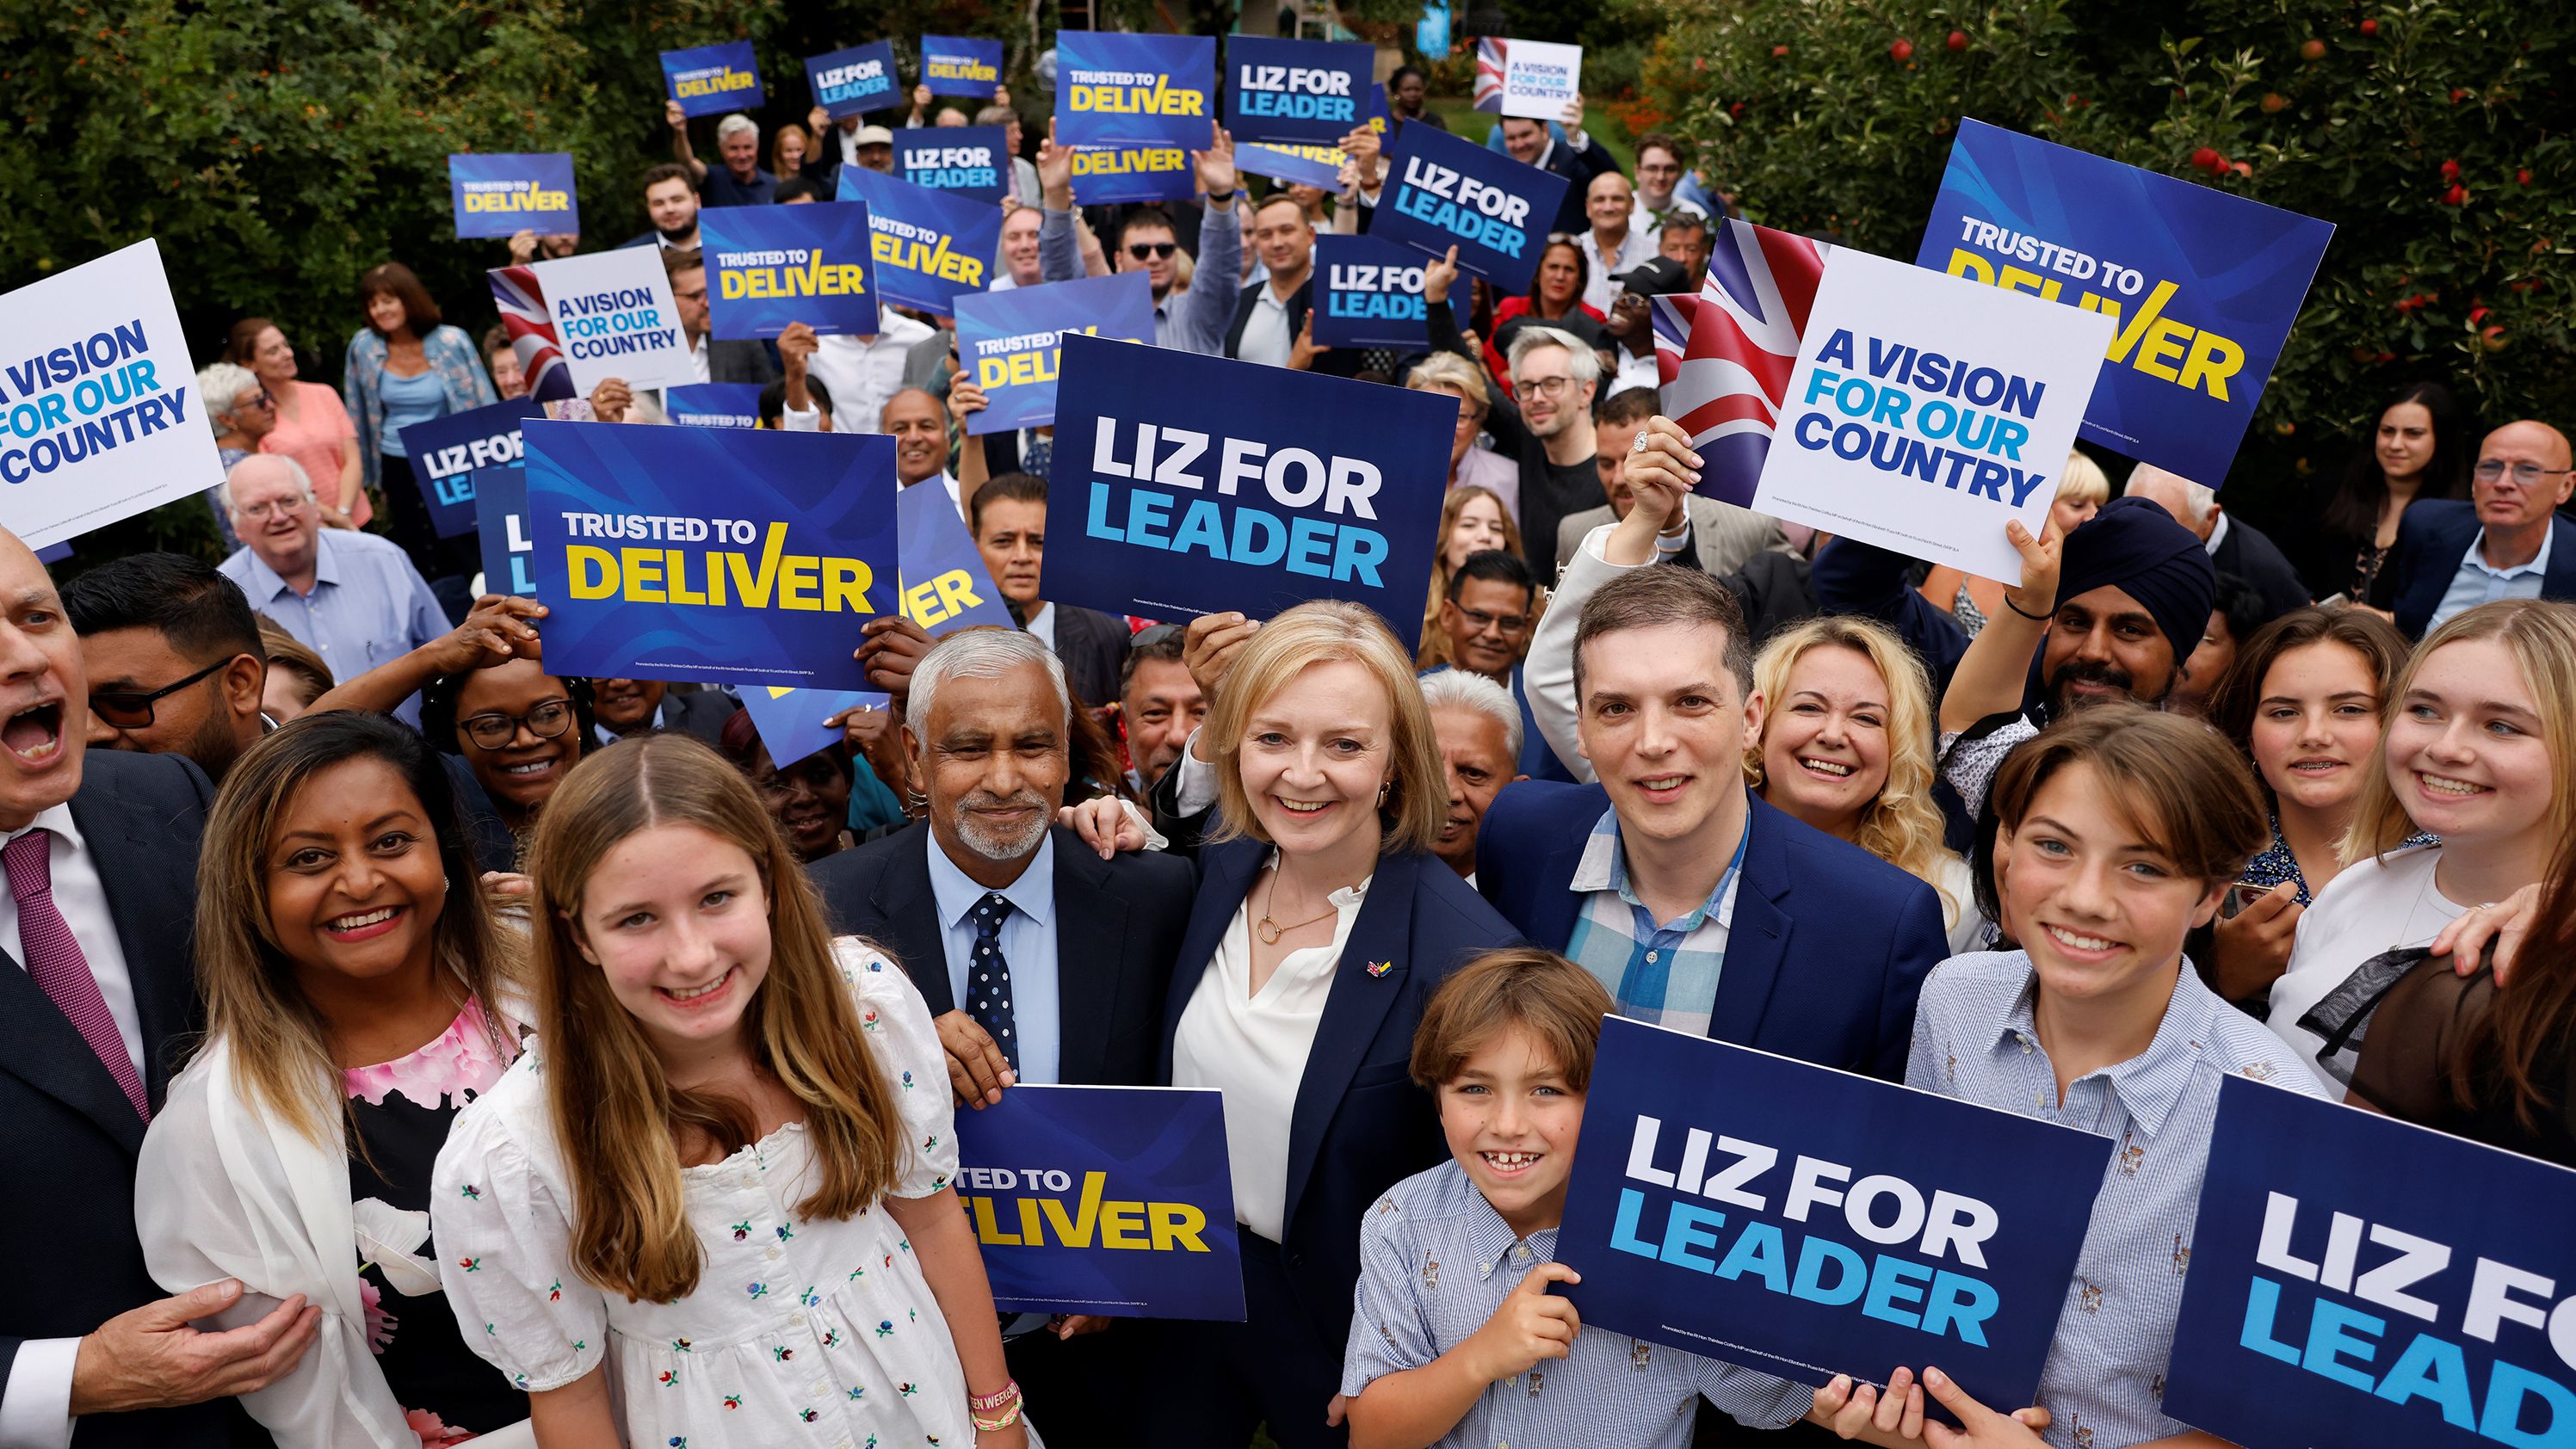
342,324,498,490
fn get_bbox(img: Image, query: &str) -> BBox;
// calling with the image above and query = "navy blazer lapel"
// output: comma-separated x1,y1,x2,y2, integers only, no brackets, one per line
1708,797,1792,1048
70,780,200,1111
1281,850,1422,1234
1528,819,1592,954
868,834,957,1016
1158,841,1262,1079
1052,837,1126,1086
2548,517,2576,600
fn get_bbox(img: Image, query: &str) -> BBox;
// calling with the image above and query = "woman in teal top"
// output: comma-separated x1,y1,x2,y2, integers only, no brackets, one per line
343,262,497,589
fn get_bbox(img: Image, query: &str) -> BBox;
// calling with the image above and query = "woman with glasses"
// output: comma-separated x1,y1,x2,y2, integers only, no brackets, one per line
199,361,278,548
2388,422,2576,639
305,595,589,859
226,316,370,529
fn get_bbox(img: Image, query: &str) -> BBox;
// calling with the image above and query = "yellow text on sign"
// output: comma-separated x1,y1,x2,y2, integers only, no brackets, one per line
1943,250,2244,401
964,1172,1212,1252
901,569,985,629
564,521,878,613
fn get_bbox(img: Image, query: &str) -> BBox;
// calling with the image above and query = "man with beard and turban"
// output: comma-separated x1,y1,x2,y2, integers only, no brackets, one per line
808,627,1191,1449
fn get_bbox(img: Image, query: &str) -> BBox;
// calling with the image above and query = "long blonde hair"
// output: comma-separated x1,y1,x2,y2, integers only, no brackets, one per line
1419,485,1524,669
2343,598,2576,864
1204,600,1449,854
525,734,908,1304
195,712,523,1148
1745,616,1962,929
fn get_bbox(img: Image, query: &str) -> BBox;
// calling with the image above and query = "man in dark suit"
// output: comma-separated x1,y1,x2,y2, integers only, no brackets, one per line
1482,535,1946,1082
2125,464,2311,625
2388,420,2576,638
588,678,738,747
1221,195,1362,379
0,527,318,1448
811,628,1191,1449
1499,102,1620,238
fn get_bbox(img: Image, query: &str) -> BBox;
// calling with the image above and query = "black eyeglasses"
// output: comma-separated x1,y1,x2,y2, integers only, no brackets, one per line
459,699,575,750
90,658,231,729
1126,242,1179,260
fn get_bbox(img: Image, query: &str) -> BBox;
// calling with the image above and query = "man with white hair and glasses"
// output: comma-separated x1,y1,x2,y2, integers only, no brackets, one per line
213,454,446,723
810,627,1192,1449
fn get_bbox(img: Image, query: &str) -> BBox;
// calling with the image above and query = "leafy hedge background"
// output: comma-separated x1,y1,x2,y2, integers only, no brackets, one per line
0,0,2565,556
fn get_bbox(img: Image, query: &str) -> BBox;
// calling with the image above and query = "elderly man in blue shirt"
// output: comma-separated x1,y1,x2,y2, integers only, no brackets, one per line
214,454,448,724
2389,419,2576,638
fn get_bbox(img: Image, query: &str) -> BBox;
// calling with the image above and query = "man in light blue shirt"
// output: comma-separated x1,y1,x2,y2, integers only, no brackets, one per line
214,455,448,724
2391,420,2576,637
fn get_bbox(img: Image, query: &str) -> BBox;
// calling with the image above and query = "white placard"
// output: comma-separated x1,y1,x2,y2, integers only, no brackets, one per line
510,249,697,396
1502,40,1583,120
0,239,224,550
1750,248,2115,585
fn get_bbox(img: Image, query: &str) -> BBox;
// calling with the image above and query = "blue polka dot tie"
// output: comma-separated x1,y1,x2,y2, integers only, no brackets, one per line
967,891,1019,1073
1021,431,1053,481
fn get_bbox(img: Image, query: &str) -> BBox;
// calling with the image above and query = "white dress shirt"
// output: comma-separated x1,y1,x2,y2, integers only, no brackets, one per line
687,332,712,385
1171,862,1369,1243
1576,226,1656,317
0,807,144,1449
1022,601,1056,651
809,314,936,436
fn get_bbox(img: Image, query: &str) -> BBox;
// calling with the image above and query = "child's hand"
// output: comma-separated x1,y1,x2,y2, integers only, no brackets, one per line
1461,1261,1581,1383
1918,1368,2050,1448
1809,1368,1924,1441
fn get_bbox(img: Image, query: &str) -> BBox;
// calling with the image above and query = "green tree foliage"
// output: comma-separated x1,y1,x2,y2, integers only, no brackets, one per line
1632,0,2573,515
0,0,1029,561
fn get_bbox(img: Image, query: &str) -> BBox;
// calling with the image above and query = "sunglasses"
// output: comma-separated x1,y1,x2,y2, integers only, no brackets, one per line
1126,243,1180,260
91,657,231,730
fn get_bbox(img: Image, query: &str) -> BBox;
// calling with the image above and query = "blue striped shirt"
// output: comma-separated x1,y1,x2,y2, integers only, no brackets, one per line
1906,951,2326,1447
1342,1160,1813,1446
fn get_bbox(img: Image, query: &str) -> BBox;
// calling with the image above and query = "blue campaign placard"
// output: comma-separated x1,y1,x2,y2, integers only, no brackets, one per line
398,398,547,539
896,126,1012,204
1224,35,1374,146
806,41,899,119
473,469,535,599
1309,234,1471,349
2165,1076,2576,1448
1070,143,1195,205
895,473,1015,635
738,686,888,770
954,273,1155,435
665,382,767,429
662,41,763,119
522,419,897,690
1055,32,1216,149
1918,120,2334,485
955,1084,1245,1322
1044,331,1455,651
446,153,578,240
698,201,880,341
834,168,1000,317
920,34,1004,98
1555,1018,2113,1415
1236,141,1345,191
1374,120,1566,294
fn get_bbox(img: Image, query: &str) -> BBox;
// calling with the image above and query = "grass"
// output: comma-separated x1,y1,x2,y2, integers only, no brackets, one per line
1420,96,1640,176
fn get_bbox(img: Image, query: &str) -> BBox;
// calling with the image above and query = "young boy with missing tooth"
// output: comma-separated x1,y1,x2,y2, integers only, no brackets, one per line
1339,947,1821,1449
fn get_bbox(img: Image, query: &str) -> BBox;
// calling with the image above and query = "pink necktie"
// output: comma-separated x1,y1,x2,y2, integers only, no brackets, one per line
5,829,149,1120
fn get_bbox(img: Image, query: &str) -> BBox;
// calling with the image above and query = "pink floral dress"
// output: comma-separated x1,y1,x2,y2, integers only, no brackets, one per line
344,996,525,1445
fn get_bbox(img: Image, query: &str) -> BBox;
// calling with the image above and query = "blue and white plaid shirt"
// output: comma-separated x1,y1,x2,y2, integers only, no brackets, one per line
1562,807,1748,1039
1906,951,2326,1448
1341,1160,1813,1446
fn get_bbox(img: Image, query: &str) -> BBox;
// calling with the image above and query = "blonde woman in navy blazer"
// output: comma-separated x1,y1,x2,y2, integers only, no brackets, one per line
1134,601,1520,1449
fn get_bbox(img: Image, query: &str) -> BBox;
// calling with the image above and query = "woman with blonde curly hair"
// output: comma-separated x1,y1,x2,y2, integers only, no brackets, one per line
1745,614,1984,952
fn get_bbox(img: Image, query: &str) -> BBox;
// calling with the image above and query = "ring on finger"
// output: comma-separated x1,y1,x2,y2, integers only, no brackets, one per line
1630,430,1651,454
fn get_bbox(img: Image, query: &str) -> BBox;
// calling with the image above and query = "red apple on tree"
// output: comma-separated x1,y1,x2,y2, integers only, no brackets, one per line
2300,38,2327,60
2443,183,2468,206
1890,38,1914,61
2261,93,2288,113
1947,30,1967,51
2360,17,2379,34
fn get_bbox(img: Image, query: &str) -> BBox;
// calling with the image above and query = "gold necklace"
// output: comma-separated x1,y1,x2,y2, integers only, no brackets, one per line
1255,870,1339,945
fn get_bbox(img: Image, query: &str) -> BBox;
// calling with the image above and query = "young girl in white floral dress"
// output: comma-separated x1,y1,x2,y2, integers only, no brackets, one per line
431,733,1029,1448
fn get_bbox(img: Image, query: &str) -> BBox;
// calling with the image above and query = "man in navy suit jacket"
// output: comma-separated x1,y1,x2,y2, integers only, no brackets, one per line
2388,421,2576,638
1483,510,1947,1082
0,529,314,1449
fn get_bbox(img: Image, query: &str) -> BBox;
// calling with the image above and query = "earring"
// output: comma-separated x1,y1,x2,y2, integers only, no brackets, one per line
1377,779,1392,807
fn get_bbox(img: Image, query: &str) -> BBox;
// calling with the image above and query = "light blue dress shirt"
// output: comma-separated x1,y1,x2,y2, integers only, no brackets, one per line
924,829,1061,1084
219,528,448,725
2430,522,2554,632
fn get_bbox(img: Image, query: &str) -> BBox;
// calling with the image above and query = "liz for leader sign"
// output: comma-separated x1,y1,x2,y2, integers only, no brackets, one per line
1372,120,1566,295
1555,1019,2110,1418
1041,331,1456,651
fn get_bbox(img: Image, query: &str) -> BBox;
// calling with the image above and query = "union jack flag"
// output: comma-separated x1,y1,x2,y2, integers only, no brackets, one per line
488,264,576,402
1472,39,1506,114
1652,219,1828,507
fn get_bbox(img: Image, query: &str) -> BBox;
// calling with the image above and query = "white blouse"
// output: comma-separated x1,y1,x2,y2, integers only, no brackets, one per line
428,940,972,1449
1172,866,1370,1243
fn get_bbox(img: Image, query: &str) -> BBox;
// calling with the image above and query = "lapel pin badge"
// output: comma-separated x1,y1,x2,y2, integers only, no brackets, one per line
1366,959,1394,978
